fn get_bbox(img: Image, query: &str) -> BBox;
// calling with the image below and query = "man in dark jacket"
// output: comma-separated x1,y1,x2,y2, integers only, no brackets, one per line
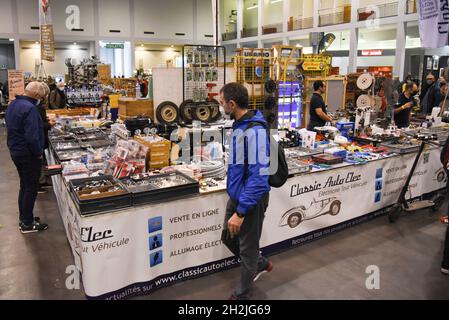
440,137,449,275
5,81,49,234
420,74,443,114
219,83,272,300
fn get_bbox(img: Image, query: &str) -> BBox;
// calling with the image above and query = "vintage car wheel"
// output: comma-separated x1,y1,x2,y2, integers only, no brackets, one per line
193,104,212,123
287,212,302,228
329,201,341,216
156,101,179,125
179,100,195,124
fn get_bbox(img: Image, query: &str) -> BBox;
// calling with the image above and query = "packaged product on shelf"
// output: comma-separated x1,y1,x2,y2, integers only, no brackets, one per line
104,140,148,179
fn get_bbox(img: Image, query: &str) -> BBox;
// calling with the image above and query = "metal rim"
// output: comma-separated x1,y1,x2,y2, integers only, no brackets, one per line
195,105,212,122
161,105,177,123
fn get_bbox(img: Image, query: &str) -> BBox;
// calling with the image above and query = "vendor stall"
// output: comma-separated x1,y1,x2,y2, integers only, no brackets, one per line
48,142,446,300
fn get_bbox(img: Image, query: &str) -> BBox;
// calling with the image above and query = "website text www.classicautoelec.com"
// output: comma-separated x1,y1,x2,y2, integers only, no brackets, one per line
155,258,240,287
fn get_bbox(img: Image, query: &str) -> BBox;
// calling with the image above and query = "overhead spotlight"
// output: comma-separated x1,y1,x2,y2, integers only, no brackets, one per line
73,42,77,45
9,38,14,42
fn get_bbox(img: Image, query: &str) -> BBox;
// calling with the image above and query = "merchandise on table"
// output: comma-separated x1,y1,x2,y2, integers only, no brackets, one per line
199,161,227,179
69,176,132,215
312,154,344,165
121,171,199,205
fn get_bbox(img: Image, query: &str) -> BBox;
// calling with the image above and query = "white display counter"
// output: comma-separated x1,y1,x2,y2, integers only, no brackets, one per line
50,147,446,300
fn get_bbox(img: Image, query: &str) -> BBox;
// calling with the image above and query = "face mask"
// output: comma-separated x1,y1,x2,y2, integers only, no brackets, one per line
35,99,41,106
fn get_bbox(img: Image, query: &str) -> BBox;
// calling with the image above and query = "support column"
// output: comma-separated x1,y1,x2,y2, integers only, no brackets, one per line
237,0,243,42
258,0,263,38
351,0,360,24
14,39,20,70
212,0,219,45
348,28,359,74
313,0,320,28
395,21,406,81
283,0,290,33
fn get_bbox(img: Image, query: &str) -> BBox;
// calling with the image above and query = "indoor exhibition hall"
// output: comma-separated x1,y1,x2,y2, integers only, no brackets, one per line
0,0,448,302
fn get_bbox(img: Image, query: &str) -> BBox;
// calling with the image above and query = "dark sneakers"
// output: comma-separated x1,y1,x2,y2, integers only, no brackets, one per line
19,221,48,234
253,261,273,282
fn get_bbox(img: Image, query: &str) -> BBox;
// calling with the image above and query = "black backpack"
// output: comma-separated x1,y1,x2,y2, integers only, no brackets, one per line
244,122,289,188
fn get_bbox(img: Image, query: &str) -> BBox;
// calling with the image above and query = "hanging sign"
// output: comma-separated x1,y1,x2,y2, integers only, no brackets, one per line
8,70,25,102
106,44,125,49
418,0,449,48
302,55,331,71
39,0,55,62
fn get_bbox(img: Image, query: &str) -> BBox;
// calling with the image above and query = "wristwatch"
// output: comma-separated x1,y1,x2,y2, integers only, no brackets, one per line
236,212,245,219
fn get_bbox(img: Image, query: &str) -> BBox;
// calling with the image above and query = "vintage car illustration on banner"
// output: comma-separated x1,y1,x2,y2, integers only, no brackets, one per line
279,197,342,228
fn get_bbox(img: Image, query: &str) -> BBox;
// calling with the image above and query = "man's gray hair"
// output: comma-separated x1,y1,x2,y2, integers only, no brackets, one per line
25,81,46,98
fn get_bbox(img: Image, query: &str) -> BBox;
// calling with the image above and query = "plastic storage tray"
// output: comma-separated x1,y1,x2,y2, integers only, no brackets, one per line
379,142,420,154
69,176,132,215
287,159,312,176
121,171,199,206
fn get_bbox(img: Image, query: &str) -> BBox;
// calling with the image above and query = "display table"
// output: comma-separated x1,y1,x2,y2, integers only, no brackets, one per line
49,147,446,300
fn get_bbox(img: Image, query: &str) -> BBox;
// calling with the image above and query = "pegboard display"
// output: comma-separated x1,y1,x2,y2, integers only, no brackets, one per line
182,45,226,103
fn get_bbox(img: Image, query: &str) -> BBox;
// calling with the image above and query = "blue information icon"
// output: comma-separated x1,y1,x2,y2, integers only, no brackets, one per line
149,234,163,251
375,179,383,191
148,217,162,234
375,192,382,203
150,251,163,267
376,168,383,179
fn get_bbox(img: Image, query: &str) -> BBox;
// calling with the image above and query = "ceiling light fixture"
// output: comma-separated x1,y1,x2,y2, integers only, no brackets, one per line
271,0,283,3
247,3,258,10
9,38,14,42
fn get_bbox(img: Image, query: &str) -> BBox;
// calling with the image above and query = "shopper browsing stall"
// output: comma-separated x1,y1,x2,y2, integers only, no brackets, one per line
308,80,334,131
5,82,48,234
49,82,67,109
420,74,443,115
219,83,272,300
394,82,418,128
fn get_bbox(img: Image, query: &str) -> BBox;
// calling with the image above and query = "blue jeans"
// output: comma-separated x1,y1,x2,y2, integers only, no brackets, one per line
11,155,42,225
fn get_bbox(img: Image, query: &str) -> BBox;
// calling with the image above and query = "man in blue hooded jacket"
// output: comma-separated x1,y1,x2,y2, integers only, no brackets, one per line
6,81,49,234
219,83,272,300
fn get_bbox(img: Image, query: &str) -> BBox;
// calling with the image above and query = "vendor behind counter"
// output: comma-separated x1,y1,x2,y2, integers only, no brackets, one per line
308,80,334,131
394,82,418,128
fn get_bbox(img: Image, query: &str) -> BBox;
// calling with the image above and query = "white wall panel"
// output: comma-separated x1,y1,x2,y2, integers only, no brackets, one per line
51,0,95,37
0,0,14,34
99,0,131,37
134,0,194,41
17,0,39,35
196,0,214,42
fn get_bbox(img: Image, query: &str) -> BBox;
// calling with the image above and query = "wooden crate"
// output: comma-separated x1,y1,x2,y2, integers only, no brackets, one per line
134,136,171,170
118,98,154,120
47,107,94,117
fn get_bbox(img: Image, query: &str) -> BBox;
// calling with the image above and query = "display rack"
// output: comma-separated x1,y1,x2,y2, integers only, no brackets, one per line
181,45,226,124
235,48,274,111
272,45,304,129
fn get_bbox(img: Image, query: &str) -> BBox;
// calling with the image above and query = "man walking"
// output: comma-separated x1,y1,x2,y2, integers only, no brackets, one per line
219,83,272,300
6,81,49,234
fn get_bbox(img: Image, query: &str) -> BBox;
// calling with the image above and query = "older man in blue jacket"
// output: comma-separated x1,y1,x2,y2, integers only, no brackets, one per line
6,81,49,234
219,83,272,300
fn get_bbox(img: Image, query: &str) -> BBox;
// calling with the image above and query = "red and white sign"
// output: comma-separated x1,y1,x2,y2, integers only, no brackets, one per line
361,50,383,56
